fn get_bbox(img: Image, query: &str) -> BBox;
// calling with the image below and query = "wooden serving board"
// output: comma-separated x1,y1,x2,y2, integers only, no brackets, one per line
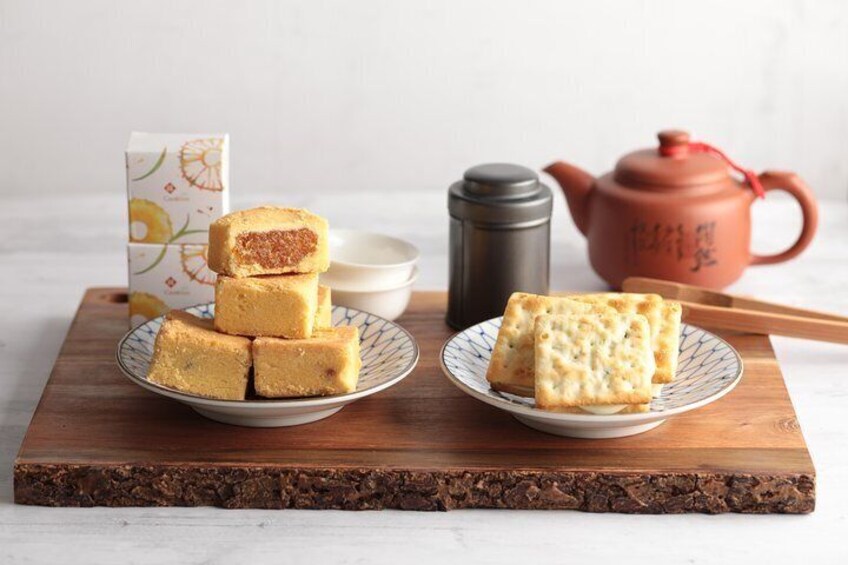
14,289,815,513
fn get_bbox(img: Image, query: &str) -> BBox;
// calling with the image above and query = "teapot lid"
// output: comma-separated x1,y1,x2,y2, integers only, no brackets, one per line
615,130,733,188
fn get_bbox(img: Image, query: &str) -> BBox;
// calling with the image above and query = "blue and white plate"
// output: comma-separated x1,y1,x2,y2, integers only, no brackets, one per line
441,318,743,438
117,303,419,427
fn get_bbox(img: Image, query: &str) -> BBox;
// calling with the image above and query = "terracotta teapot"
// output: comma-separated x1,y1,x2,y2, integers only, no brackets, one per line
545,130,818,289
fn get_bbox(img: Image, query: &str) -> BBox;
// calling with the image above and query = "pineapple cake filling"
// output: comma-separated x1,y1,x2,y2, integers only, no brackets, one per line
235,228,318,270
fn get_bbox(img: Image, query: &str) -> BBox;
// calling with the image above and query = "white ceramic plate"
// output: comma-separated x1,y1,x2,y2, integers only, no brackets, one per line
117,303,419,427
440,317,743,438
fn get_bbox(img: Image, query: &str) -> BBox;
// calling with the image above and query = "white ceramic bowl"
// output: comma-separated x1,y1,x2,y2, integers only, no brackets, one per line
322,229,419,291
329,267,418,321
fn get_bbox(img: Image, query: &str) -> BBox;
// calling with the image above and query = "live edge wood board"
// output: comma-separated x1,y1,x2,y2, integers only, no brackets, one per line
14,289,815,513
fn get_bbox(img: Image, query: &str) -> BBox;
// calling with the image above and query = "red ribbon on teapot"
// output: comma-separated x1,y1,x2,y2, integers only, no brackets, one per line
659,141,766,199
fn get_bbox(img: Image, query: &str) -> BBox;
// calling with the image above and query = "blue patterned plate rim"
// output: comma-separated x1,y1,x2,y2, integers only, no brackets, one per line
440,317,743,423
116,303,420,408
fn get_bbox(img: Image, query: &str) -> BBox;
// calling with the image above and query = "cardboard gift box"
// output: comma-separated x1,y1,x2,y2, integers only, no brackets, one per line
127,243,215,327
125,132,230,245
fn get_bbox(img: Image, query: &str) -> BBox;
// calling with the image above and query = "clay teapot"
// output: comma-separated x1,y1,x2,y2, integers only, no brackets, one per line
545,130,818,289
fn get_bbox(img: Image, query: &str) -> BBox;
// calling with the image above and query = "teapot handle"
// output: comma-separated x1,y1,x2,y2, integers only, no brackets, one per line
749,171,818,266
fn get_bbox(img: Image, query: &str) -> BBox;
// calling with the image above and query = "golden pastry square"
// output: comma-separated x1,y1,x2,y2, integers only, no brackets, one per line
485,292,615,396
147,310,252,401
570,293,682,384
253,326,361,398
208,206,330,277
214,273,318,338
316,284,332,328
534,312,656,410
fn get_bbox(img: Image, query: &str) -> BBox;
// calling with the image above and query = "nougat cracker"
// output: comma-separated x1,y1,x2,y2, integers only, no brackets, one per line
485,292,613,396
570,293,682,385
534,312,655,410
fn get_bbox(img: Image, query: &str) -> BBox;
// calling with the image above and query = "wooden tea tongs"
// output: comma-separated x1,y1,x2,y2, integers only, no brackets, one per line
621,277,848,345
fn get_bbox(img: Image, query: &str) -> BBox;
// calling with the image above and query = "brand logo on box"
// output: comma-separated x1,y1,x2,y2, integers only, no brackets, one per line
165,277,177,288
163,182,177,194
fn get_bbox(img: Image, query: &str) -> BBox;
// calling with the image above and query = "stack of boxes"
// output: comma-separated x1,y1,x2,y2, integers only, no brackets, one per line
147,206,360,401
125,132,229,327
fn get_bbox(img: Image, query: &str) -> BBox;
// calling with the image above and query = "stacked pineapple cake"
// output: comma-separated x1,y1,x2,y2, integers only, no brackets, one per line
147,207,361,401
486,292,682,414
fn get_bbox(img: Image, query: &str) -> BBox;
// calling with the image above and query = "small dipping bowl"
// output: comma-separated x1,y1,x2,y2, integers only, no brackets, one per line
322,229,420,290
329,266,419,321
320,230,420,321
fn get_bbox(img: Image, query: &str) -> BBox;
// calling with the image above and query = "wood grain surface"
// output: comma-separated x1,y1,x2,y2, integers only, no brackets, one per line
13,289,815,513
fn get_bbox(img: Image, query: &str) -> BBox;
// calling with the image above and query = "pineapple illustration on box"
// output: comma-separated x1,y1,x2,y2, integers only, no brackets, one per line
127,244,216,328
179,245,217,286
125,133,230,244
128,292,169,324
125,132,230,325
179,138,226,191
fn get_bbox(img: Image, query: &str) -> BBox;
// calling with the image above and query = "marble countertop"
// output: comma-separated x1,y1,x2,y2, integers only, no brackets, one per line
1,191,846,564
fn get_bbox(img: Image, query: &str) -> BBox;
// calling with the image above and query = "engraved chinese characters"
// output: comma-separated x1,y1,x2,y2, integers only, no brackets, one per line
627,221,717,273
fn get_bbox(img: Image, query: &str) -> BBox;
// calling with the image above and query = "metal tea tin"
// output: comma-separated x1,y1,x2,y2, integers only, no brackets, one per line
447,163,553,329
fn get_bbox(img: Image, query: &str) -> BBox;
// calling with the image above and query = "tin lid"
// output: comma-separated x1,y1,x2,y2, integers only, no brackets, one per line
449,163,553,226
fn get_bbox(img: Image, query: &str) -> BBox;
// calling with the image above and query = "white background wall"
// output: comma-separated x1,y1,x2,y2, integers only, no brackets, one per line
1,0,847,200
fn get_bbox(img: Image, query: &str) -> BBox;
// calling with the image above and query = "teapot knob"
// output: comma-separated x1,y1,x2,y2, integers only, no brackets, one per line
658,129,691,157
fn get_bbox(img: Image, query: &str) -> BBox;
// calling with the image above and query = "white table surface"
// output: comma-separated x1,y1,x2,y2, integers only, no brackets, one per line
1,191,846,564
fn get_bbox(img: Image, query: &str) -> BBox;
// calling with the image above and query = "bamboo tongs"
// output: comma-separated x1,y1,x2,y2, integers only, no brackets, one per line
621,277,848,345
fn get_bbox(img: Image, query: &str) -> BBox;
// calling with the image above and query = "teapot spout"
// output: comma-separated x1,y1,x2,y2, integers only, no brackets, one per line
544,161,594,235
